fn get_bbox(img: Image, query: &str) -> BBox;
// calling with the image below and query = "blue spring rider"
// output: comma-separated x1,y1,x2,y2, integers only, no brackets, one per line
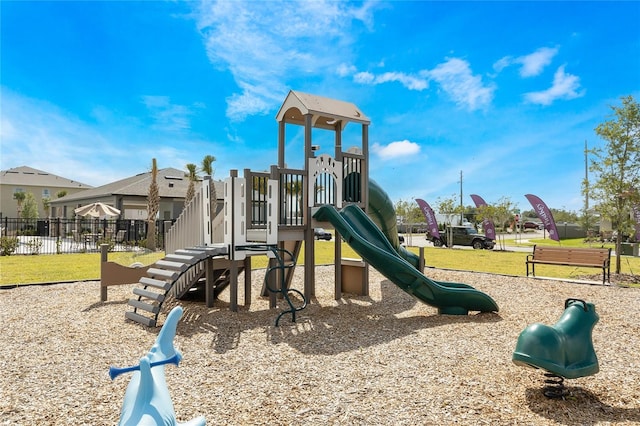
110,306,206,425
512,298,599,398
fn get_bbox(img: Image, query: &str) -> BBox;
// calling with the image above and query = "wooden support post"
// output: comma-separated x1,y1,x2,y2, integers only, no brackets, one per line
244,257,252,306
205,257,214,308
303,113,315,300
335,233,342,300
230,261,238,312
100,244,108,302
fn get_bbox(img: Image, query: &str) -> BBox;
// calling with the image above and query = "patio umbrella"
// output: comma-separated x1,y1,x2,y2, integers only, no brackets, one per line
74,202,121,218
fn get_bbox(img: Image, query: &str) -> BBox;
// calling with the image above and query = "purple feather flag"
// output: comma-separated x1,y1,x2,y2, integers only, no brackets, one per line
525,194,560,242
415,199,440,240
469,194,496,240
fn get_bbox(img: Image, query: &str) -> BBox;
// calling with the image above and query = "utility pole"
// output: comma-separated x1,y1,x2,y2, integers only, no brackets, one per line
584,140,590,235
459,170,464,224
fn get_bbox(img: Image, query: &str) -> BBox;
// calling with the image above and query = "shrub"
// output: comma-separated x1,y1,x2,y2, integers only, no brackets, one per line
25,239,43,255
0,237,19,256
97,238,115,252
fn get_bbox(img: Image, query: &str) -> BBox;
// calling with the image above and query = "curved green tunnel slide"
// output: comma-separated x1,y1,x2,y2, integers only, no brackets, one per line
314,182,498,314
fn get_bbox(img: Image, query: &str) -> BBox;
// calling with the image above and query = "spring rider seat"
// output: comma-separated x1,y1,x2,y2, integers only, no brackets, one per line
109,306,206,425
512,298,599,398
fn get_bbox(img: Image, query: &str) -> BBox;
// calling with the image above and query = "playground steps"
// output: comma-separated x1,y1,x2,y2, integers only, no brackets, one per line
125,244,228,327
172,246,232,299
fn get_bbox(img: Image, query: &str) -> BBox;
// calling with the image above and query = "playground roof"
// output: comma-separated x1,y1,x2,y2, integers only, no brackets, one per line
276,90,370,130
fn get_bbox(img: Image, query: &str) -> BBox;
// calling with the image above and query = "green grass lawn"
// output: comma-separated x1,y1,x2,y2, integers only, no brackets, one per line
0,251,165,285
1,238,638,286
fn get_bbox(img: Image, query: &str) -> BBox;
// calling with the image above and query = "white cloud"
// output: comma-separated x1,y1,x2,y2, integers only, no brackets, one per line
353,71,375,85
0,90,122,185
494,47,559,77
0,89,217,186
195,0,377,121
518,47,559,77
354,71,428,90
336,63,357,77
371,140,420,159
493,56,513,73
351,58,493,110
524,65,584,105
426,58,495,110
141,96,197,133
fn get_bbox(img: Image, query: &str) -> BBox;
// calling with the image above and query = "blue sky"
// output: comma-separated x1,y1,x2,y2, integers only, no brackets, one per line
2,1,639,213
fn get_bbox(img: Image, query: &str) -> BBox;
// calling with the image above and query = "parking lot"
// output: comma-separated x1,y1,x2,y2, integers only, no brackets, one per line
400,229,546,252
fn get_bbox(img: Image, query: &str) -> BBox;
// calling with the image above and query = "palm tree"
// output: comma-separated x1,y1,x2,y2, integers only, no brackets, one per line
253,175,269,194
146,158,159,250
201,155,217,219
42,197,51,218
13,191,26,217
284,179,304,218
184,163,197,206
201,155,216,176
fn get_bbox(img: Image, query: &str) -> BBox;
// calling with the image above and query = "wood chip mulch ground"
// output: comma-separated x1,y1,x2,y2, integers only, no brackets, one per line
1,266,639,425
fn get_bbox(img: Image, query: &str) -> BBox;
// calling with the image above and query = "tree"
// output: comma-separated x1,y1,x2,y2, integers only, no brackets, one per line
284,178,304,217
21,192,38,220
588,95,640,273
201,155,216,176
42,197,51,218
436,195,463,249
523,208,578,223
56,190,67,199
394,199,422,238
549,208,579,224
201,155,217,219
184,163,198,206
475,197,516,251
13,191,26,217
146,158,159,250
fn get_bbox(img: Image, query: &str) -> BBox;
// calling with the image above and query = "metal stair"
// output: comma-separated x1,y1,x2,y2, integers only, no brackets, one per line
125,244,228,327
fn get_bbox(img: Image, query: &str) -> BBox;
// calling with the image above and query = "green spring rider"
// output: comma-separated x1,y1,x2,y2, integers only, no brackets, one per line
512,298,599,398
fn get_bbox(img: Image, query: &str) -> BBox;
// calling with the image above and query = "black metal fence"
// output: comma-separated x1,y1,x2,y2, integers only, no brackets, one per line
0,217,173,255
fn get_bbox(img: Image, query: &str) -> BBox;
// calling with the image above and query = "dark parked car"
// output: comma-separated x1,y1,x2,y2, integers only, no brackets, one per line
314,228,332,240
523,221,543,230
428,226,494,250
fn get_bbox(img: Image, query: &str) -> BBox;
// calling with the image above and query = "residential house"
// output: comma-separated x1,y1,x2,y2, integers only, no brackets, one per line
0,166,92,219
49,167,224,220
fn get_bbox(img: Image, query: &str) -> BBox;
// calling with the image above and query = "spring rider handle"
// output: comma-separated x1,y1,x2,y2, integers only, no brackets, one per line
109,353,181,380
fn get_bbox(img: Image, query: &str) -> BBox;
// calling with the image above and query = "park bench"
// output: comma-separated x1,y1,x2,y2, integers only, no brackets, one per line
526,245,611,284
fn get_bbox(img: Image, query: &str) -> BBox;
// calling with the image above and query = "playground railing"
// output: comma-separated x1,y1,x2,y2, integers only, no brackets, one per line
164,182,208,297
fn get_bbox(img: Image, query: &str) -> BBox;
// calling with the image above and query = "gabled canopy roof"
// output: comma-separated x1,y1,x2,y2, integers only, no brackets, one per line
275,90,370,130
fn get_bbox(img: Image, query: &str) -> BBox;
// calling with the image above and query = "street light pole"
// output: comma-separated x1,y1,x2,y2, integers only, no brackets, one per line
459,170,463,224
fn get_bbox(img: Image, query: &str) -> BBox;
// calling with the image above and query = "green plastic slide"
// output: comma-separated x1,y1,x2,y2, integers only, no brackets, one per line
367,178,420,268
313,203,499,314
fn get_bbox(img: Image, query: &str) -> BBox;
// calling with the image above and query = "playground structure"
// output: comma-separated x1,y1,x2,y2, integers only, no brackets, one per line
122,91,498,327
111,306,206,425
512,298,600,398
